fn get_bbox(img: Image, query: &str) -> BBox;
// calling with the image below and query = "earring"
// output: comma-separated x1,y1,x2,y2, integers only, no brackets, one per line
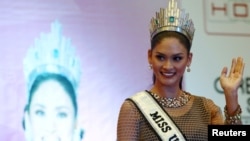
187,66,191,72
73,127,84,141
149,64,152,69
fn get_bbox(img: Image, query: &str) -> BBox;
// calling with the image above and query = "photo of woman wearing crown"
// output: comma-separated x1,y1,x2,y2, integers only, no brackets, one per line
22,20,84,141
117,0,245,140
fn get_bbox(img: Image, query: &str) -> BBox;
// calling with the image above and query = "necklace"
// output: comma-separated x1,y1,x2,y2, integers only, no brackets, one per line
149,91,191,108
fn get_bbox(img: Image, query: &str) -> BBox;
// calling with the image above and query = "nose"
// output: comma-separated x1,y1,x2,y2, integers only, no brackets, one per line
44,117,57,134
163,60,173,69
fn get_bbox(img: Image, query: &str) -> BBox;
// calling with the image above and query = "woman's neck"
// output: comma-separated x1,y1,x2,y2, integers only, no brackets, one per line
150,85,182,98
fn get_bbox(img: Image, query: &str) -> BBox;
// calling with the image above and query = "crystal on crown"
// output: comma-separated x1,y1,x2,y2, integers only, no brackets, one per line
23,20,81,91
149,0,195,45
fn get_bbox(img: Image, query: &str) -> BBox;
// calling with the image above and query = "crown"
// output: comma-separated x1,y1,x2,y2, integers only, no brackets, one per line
149,0,195,45
23,20,81,92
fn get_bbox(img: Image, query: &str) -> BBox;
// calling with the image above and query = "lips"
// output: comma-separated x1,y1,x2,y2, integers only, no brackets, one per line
162,72,175,77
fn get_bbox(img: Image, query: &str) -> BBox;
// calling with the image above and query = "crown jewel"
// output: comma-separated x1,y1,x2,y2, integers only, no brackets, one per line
150,0,195,45
23,20,81,92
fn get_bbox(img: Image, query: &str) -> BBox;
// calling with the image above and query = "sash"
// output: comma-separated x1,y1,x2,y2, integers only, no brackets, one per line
128,91,186,141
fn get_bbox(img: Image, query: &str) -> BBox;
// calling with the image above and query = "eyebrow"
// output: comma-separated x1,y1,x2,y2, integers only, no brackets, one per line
156,52,184,56
32,104,70,111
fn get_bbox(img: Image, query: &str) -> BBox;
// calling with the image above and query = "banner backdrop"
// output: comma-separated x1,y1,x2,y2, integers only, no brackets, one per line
0,0,249,141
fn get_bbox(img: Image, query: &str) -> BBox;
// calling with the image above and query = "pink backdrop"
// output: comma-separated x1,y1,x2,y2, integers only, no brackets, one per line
0,0,159,140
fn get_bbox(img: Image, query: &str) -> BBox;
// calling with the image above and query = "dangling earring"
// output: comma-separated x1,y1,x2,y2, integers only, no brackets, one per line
187,66,191,72
149,64,152,69
73,124,84,141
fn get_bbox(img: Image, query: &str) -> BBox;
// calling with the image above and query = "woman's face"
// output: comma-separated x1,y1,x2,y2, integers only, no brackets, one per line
148,37,192,87
28,79,76,141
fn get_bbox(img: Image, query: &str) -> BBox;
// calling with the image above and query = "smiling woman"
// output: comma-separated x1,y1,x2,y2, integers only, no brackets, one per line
116,0,245,140
22,20,84,141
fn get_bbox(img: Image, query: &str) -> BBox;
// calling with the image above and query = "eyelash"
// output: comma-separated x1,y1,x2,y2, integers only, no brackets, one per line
35,110,45,117
34,110,68,118
174,56,182,61
156,55,183,61
57,112,68,118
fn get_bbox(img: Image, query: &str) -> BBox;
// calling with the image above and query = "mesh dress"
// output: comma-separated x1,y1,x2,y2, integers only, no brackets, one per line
117,90,224,141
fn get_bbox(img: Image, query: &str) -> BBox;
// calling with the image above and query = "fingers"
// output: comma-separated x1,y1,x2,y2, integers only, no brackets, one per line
220,67,228,77
235,57,244,75
229,57,245,76
221,56,244,77
229,58,236,75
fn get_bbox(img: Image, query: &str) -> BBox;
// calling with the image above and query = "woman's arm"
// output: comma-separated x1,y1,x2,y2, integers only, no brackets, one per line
220,57,245,124
117,100,140,141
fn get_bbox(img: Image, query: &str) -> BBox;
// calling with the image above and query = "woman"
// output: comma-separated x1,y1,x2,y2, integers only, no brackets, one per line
22,20,83,141
117,0,245,140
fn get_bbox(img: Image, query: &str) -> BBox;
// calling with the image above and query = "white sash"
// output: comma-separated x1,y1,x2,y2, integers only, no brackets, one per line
129,91,186,141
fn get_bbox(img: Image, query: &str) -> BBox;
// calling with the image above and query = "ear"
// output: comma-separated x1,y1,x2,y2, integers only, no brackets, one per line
187,52,193,67
73,118,84,141
148,49,153,65
22,105,29,130
73,124,84,141
23,110,32,141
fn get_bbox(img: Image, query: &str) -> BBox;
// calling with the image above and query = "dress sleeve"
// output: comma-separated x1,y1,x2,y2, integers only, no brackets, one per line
117,100,141,141
205,98,224,125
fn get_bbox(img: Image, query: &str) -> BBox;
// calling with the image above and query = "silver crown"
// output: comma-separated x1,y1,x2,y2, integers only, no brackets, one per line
23,20,81,92
149,0,195,45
